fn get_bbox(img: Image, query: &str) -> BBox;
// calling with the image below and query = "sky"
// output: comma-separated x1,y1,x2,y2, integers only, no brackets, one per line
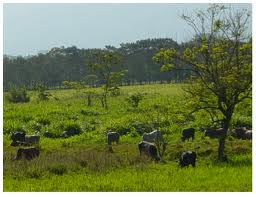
3,3,252,56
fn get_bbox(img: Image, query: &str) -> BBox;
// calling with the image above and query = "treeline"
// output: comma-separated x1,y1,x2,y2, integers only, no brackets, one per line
3,38,191,90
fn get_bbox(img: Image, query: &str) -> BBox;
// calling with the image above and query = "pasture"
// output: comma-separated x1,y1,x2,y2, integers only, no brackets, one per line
3,84,252,191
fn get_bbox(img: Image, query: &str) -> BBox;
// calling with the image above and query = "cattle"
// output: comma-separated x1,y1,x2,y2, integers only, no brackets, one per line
179,151,196,168
60,130,80,138
43,131,54,138
25,135,40,145
11,132,25,142
15,147,40,160
244,130,252,140
142,130,164,143
138,141,160,162
106,132,120,145
232,128,246,139
205,128,226,139
10,141,29,147
181,128,195,142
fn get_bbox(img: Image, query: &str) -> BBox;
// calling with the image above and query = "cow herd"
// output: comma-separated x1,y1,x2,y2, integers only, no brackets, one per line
8,125,252,168
10,131,40,160
107,129,196,167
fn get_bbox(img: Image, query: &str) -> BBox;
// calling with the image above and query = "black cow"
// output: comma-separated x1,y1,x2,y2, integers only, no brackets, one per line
232,128,246,139
15,147,40,160
138,141,160,162
60,130,80,138
181,128,195,142
10,141,29,147
244,130,252,140
179,151,196,168
11,132,25,142
205,128,226,139
43,131,54,138
106,132,120,145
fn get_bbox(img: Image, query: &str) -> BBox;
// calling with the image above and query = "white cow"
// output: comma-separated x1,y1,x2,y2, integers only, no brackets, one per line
142,130,164,143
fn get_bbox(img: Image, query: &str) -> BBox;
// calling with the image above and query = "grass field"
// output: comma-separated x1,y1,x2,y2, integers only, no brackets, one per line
3,84,252,191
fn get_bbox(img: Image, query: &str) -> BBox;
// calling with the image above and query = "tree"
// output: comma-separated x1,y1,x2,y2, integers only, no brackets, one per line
87,50,124,109
153,4,252,161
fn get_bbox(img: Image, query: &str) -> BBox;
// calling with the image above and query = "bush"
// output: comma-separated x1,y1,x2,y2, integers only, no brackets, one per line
6,85,30,103
131,121,153,135
109,86,121,96
105,122,133,136
62,121,82,135
126,92,143,108
36,83,51,101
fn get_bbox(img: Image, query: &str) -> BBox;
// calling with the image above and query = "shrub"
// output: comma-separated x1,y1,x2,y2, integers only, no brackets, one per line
109,86,121,96
6,85,30,103
36,83,51,101
62,121,82,135
126,92,143,108
131,121,153,135
106,122,133,136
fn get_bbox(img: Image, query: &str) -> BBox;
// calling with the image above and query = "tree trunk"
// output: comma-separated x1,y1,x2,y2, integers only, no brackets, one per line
218,136,226,161
103,93,108,109
217,117,230,161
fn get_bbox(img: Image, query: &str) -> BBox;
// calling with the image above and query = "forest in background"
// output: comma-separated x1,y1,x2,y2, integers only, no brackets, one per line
3,38,193,90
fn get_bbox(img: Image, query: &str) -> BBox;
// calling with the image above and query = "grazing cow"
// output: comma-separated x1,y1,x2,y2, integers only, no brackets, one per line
15,147,40,160
138,141,160,161
43,131,54,138
181,128,195,142
205,128,226,139
10,141,29,147
142,130,164,143
11,132,25,142
232,128,246,139
25,135,40,145
60,130,80,138
106,132,120,145
179,151,196,168
244,130,252,140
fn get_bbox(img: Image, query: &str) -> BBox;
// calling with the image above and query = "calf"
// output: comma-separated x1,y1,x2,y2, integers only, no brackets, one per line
106,132,120,145
138,141,160,161
15,147,40,160
181,128,195,142
179,151,196,168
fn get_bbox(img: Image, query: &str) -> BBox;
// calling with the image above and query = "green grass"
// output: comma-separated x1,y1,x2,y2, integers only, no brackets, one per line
3,83,252,191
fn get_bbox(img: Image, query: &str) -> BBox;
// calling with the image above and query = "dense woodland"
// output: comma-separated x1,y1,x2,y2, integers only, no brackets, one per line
3,38,192,90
